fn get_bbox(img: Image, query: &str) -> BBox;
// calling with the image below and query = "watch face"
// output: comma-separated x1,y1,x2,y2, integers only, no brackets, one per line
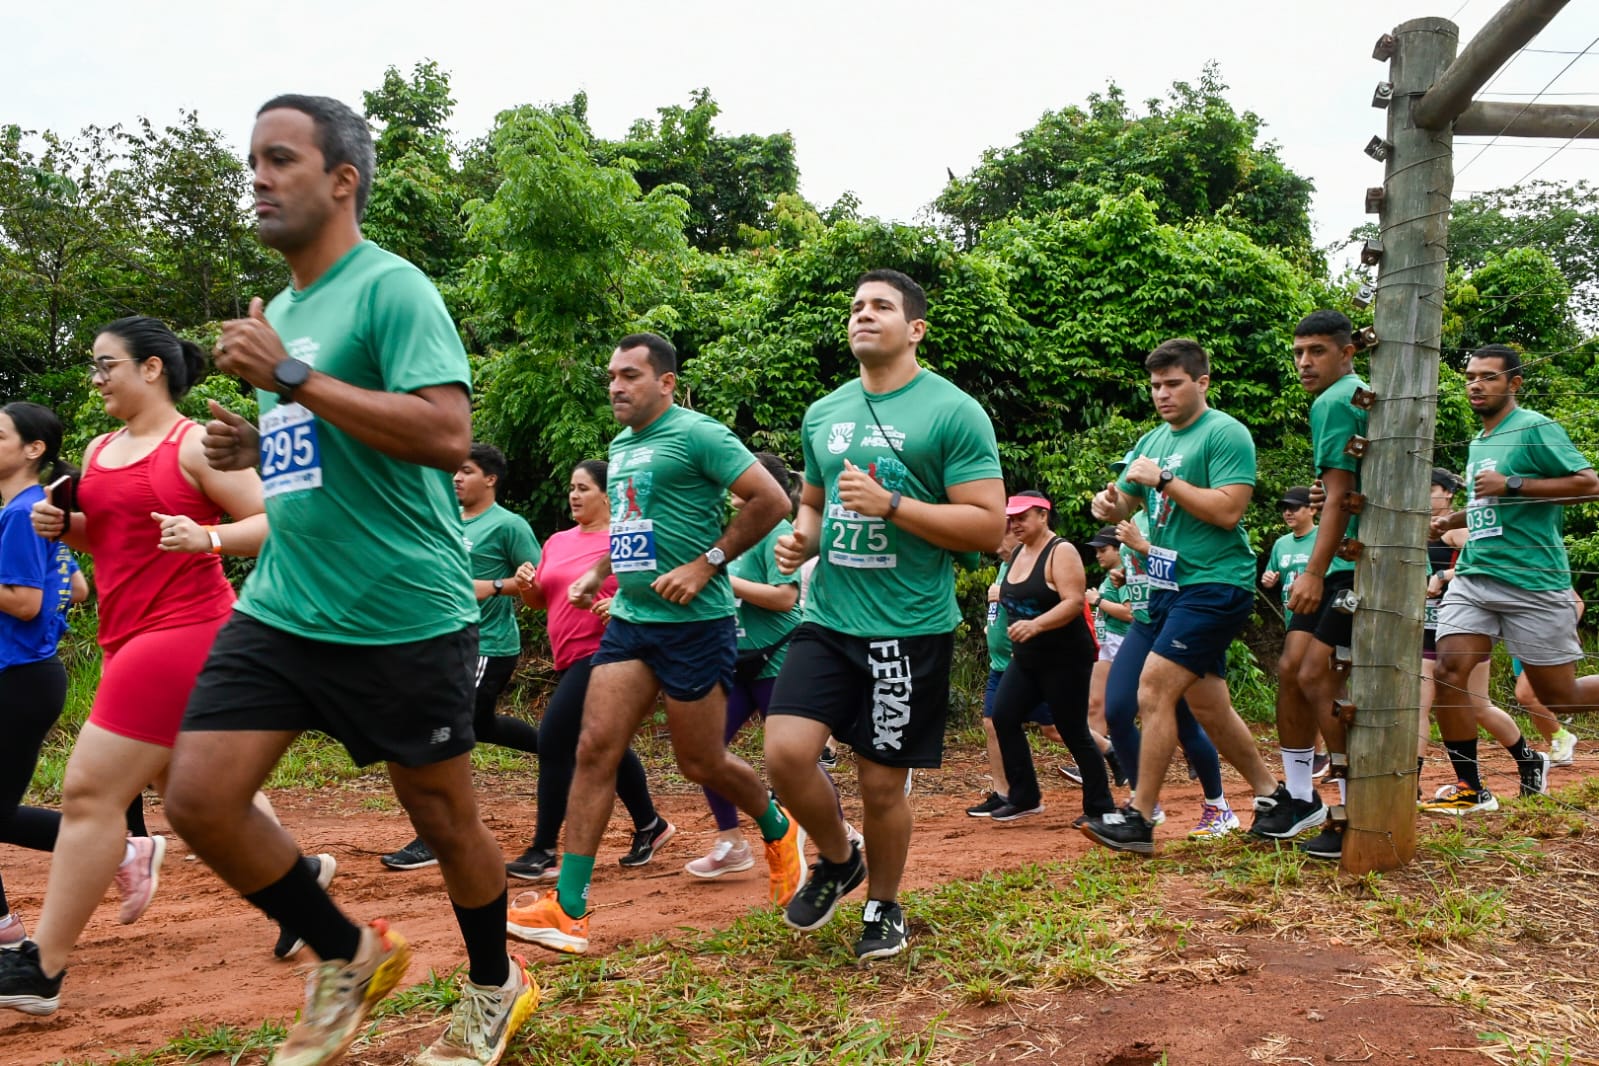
707,548,727,566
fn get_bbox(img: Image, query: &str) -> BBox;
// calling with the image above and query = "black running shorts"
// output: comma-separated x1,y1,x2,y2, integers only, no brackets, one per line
1285,569,1355,649
767,622,953,769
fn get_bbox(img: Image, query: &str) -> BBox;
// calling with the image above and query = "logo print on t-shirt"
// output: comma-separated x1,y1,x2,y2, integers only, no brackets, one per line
614,472,653,519
286,336,321,367
869,455,910,493
827,422,856,454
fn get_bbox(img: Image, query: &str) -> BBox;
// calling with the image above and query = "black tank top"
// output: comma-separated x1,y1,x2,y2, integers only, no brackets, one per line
1000,537,1093,663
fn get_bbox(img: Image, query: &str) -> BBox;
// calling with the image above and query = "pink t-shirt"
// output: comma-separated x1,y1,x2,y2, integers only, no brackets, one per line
538,526,618,670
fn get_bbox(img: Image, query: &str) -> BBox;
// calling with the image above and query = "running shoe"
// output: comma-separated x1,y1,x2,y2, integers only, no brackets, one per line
1248,784,1327,839
903,770,914,797
0,941,61,1015
414,958,539,1066
618,819,675,867
1419,782,1499,815
845,822,865,850
1080,806,1155,855
684,839,755,879
1299,823,1343,861
273,919,412,1066
990,801,1045,822
818,744,839,769
1058,763,1083,785
966,792,1007,817
763,805,808,906
1549,728,1578,768
1187,803,1240,839
115,834,166,925
275,853,338,960
1519,751,1551,798
854,900,908,962
0,914,24,950
784,843,866,932
380,837,438,871
1105,747,1129,788
1311,752,1331,779
505,891,588,955
505,847,559,882
1149,804,1166,826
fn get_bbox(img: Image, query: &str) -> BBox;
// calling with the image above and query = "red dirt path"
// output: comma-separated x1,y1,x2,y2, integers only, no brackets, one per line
5,743,1591,1065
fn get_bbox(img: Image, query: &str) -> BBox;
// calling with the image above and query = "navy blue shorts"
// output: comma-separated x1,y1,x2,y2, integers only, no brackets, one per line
1145,583,1253,679
592,616,736,702
983,669,1054,725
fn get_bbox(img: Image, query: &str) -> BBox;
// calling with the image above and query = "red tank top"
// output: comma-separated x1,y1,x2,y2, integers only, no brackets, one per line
79,420,235,651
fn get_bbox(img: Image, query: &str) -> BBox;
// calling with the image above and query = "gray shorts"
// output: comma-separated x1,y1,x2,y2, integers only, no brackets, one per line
1434,573,1582,666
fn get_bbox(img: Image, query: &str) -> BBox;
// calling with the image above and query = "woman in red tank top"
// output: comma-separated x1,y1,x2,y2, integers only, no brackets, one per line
8,316,272,1003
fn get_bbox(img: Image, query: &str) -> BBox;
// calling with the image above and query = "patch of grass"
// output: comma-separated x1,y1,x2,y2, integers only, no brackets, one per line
54,1021,289,1066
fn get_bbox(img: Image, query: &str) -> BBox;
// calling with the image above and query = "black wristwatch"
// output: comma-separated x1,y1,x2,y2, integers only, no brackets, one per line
887,490,902,517
1157,469,1175,492
1503,475,1524,496
492,578,505,596
273,356,312,403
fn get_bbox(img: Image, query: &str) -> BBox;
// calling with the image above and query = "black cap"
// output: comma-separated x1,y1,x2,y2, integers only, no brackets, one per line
1431,467,1463,494
1086,525,1120,548
1278,486,1312,508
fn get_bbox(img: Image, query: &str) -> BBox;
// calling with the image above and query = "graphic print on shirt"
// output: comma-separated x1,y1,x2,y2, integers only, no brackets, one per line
869,638,913,751
824,445,908,570
609,462,657,572
827,422,856,455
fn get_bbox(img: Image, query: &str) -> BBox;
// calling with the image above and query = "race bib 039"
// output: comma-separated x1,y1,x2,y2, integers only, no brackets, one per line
1465,497,1503,542
259,403,322,499
610,518,658,572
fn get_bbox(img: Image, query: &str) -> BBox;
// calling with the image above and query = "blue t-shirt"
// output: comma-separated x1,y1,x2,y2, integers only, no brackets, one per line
0,484,77,671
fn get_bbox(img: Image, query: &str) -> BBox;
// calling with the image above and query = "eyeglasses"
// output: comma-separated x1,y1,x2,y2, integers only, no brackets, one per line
88,356,134,379
1281,504,1306,514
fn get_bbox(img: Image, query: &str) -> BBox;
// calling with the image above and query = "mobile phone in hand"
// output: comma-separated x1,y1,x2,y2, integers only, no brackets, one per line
47,475,74,535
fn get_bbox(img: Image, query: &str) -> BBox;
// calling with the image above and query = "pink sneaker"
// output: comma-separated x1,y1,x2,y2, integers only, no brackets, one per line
0,912,25,949
115,835,167,924
683,839,755,879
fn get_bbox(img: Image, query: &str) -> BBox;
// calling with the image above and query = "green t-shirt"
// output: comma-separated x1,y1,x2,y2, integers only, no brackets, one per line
985,561,1013,672
1096,576,1130,640
464,504,541,658
238,241,477,645
607,404,757,625
1267,527,1318,622
801,369,1002,638
1119,510,1153,624
730,519,803,678
1116,408,1256,592
1457,405,1592,592
1310,373,1368,577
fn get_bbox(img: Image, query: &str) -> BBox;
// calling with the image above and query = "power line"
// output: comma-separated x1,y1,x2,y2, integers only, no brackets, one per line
1455,36,1599,180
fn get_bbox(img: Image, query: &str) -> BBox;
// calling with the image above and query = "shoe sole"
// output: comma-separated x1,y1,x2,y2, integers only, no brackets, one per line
965,810,997,818
1058,767,1083,785
505,923,588,954
1301,847,1341,860
855,938,908,962
618,822,676,867
1187,820,1241,839
991,806,1045,822
380,856,439,870
783,859,866,933
767,823,809,907
1420,800,1499,816
0,992,59,1016
1078,823,1154,856
1249,804,1328,840
506,864,560,882
120,835,167,925
684,856,755,879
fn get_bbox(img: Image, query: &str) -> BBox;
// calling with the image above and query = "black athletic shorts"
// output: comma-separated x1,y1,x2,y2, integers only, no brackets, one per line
182,613,478,768
1285,569,1355,649
767,622,953,769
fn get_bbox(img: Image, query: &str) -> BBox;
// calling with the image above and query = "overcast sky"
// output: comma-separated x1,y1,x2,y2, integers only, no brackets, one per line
6,1,1599,254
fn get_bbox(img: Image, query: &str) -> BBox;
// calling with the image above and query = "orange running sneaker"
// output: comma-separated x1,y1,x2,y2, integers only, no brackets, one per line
505,891,589,954
762,806,808,906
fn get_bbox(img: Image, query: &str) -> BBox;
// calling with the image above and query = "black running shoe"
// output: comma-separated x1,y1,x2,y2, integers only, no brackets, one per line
380,837,437,871
818,745,839,769
1080,806,1155,855
1248,783,1327,839
506,847,559,881
618,819,676,867
1058,763,1084,785
274,853,337,960
0,941,62,1016
1311,752,1331,779
1519,751,1550,798
1299,822,1343,861
965,792,1007,817
784,844,866,932
990,801,1045,822
1105,747,1129,788
854,900,908,961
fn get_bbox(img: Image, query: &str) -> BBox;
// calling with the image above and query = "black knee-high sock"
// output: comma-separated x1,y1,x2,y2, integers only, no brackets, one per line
245,855,361,963
1443,738,1482,791
452,891,510,987
1505,734,1536,765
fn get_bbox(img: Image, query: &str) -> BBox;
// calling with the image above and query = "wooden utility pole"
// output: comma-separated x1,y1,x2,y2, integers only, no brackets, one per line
1344,18,1459,875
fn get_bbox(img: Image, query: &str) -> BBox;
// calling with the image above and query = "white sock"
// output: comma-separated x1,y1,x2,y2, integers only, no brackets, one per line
1336,778,1347,805
122,840,136,866
1205,795,1229,809
1282,746,1316,802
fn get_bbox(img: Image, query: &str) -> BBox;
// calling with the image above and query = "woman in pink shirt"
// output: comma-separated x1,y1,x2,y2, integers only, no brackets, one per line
508,460,665,879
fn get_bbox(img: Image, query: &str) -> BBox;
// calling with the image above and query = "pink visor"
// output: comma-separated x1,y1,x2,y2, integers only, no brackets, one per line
1005,495,1051,516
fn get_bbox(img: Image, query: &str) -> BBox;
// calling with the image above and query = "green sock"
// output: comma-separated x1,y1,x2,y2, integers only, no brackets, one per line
754,797,790,843
555,854,595,918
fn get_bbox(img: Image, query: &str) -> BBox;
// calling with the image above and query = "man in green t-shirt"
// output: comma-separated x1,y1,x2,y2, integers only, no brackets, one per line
164,95,533,1066
1426,344,1598,814
382,442,542,872
765,269,1005,961
1261,485,1317,624
507,332,801,956
1083,338,1287,855
1261,310,1367,860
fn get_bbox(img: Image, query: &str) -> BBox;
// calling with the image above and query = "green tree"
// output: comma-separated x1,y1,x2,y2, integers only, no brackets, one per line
1448,179,1599,325
936,65,1315,265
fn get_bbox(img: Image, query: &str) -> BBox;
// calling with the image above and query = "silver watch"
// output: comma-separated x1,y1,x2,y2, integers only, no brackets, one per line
704,547,728,570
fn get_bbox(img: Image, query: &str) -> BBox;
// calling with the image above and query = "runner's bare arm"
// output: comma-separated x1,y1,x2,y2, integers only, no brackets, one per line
569,555,613,607
651,459,789,606
1473,466,1599,501
1288,466,1353,615
1124,457,1252,530
731,575,799,612
1091,480,1140,524
215,298,470,473
840,468,1005,554
1098,598,1135,623
775,483,823,574
176,426,269,557
1008,539,1088,642
516,561,547,610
